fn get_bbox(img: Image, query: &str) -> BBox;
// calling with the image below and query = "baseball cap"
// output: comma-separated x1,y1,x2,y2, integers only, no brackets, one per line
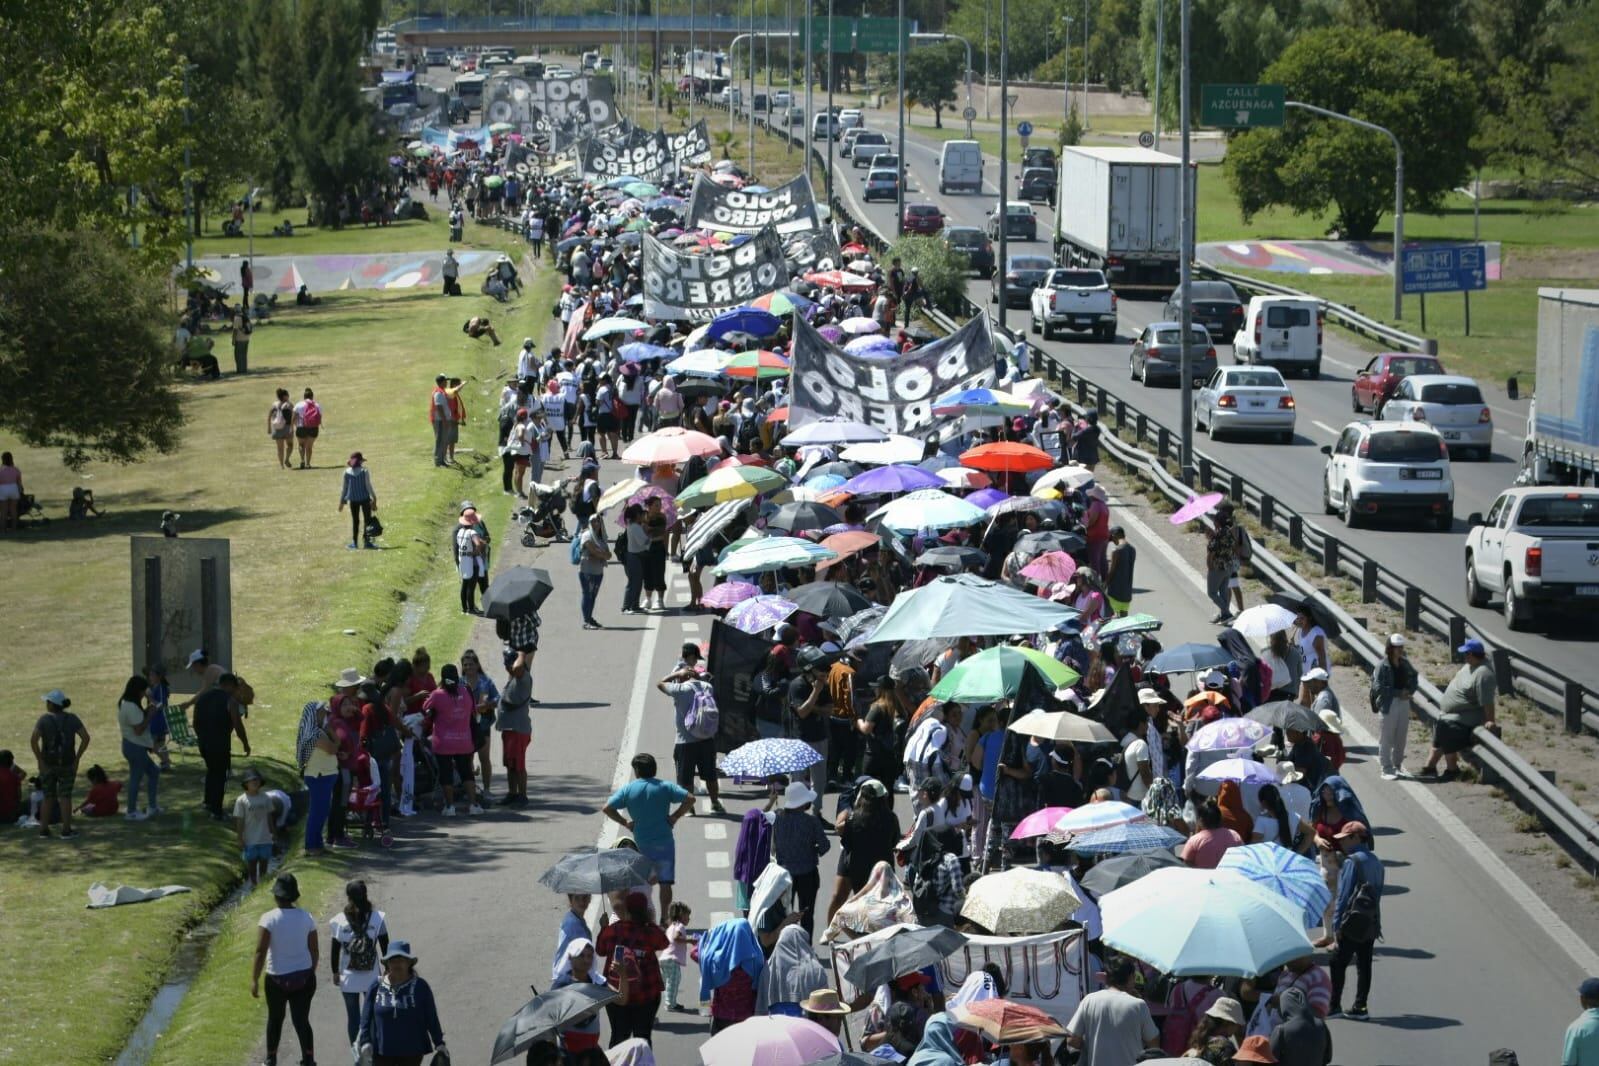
1202,669,1227,690
1334,820,1369,840
1458,637,1486,655
187,649,207,667
1302,667,1329,683
42,689,71,708
1580,977,1599,999
1387,634,1406,647
241,767,264,785
1137,687,1165,705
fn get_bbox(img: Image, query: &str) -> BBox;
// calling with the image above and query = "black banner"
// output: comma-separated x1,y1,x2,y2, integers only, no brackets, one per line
789,313,997,437
662,121,713,167
483,75,618,130
582,135,671,181
503,141,537,181
707,619,765,752
642,226,790,321
782,227,845,273
685,172,821,236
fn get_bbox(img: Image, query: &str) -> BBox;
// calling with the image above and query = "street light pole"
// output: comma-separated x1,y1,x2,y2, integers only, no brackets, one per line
1060,17,1072,139
896,0,906,236
1178,0,1193,480
183,63,195,272
825,0,834,205
996,0,1008,327
688,0,696,126
1153,0,1162,150
1081,0,1090,129
786,0,793,155
1284,100,1405,320
983,1,990,121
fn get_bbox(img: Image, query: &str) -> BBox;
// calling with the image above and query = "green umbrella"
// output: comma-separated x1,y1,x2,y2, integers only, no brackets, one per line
678,465,788,509
484,174,506,188
412,146,433,158
622,181,660,199
929,645,1080,703
1097,613,1163,638
624,216,651,232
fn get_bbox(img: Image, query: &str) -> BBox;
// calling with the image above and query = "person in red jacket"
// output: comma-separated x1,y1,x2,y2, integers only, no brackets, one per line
0,750,23,822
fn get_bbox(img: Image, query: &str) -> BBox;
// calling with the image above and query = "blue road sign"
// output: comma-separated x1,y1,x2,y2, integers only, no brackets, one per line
1401,244,1488,295
1016,120,1033,137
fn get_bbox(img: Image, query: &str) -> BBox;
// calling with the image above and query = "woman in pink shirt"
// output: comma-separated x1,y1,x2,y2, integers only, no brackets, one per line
0,452,23,532
1181,798,1243,870
423,663,481,816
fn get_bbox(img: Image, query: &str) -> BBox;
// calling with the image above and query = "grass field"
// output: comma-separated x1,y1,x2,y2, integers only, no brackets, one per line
0,221,549,1065
191,211,465,260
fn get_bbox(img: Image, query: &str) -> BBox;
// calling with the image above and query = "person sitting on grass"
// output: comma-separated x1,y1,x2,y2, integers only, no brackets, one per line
77,764,121,817
69,487,102,520
463,316,502,346
235,767,276,887
0,750,23,824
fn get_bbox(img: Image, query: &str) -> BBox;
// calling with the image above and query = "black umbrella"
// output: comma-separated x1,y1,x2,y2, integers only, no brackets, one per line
490,983,620,1064
1247,699,1323,734
768,501,845,535
1268,592,1342,640
834,604,888,646
1015,530,1087,557
844,925,969,988
789,580,871,619
1077,848,1184,897
915,545,988,572
482,566,554,620
538,846,657,894
1146,642,1233,674
647,205,680,223
890,636,956,674
676,378,727,400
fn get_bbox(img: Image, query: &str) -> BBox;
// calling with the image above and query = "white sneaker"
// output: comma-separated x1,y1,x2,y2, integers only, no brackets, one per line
125,810,147,822
442,805,457,817
1380,772,1398,781
1394,767,1417,780
147,805,163,817
468,804,485,815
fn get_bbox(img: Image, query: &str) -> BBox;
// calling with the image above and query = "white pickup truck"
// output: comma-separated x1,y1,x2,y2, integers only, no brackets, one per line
1029,268,1118,342
1464,486,1599,629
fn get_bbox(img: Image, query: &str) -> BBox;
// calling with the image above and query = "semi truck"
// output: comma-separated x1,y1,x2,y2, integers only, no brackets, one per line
1054,146,1191,294
1524,288,1599,485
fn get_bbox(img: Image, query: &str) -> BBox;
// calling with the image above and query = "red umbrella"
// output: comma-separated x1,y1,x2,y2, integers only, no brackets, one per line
768,405,790,422
959,441,1054,474
951,999,1067,1043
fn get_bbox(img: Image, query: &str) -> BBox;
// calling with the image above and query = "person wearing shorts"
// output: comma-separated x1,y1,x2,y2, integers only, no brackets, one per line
268,389,295,469
602,753,695,919
32,690,89,839
293,388,321,469
495,649,533,807
659,644,725,814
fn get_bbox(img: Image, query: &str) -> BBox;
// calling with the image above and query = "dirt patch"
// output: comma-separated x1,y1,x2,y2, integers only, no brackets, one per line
1499,246,1599,281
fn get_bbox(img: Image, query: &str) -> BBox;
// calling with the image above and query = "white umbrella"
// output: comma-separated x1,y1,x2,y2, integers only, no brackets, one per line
937,467,993,491
781,420,889,446
839,316,882,335
665,349,729,376
868,489,988,532
713,536,839,575
1231,603,1299,642
1031,465,1097,496
582,316,649,340
840,435,926,465
1099,867,1313,977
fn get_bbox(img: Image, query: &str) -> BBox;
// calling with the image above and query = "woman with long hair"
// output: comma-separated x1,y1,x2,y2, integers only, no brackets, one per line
423,663,481,816
459,649,500,800
329,879,388,1045
116,675,160,819
338,452,378,550
1215,779,1255,842
454,506,489,614
827,779,902,923
1252,783,1295,848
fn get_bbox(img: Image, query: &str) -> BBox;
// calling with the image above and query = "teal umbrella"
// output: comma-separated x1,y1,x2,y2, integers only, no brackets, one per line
623,181,661,198
929,646,1080,703
862,574,1080,643
1097,613,1163,638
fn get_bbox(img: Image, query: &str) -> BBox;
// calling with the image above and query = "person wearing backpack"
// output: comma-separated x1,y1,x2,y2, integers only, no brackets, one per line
659,643,727,817
292,388,322,469
328,879,389,1045
30,689,90,839
576,514,612,629
1327,820,1384,1020
268,388,295,469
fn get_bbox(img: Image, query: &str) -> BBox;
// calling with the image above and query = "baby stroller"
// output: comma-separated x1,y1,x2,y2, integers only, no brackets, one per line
520,478,572,546
347,751,393,848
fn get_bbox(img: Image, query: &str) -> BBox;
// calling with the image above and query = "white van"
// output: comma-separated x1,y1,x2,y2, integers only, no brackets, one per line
1231,296,1323,378
938,140,984,194
812,112,840,140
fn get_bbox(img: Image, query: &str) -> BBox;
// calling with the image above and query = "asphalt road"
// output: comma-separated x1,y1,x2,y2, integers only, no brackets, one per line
827,122,1599,691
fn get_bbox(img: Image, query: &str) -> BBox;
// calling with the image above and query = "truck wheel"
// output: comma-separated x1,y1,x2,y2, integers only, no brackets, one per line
1098,324,1115,342
1465,554,1489,607
1503,575,1531,630
1029,314,1040,336
1341,485,1362,528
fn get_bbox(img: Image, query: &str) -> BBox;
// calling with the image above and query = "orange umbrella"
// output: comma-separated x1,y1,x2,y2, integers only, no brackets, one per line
960,442,1054,474
768,405,790,422
818,530,878,559
952,999,1067,1044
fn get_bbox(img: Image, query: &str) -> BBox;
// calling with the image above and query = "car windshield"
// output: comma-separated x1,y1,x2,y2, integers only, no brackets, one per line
1516,496,1599,527
1388,358,1439,377
1057,271,1103,287
1417,382,1483,404
1013,257,1052,271
908,205,937,216
1226,371,1284,388
947,231,982,246
1265,305,1313,328
1366,433,1441,462
1153,329,1209,345
1007,205,1032,215
1191,282,1238,301
859,134,886,144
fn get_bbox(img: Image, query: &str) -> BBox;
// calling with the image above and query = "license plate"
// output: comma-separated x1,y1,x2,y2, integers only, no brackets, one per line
1411,469,1443,479
1579,585,1599,596
1441,431,1461,440
1248,399,1266,408
1072,317,1090,326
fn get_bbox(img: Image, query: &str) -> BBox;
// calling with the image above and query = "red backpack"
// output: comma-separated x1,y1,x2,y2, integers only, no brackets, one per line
300,400,322,428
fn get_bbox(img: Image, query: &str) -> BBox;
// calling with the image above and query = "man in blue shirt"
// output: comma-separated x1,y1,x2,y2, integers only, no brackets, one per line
602,752,695,919
1328,820,1384,1019
1565,977,1599,1066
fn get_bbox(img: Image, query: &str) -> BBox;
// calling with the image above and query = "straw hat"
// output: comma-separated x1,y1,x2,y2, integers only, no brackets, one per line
800,988,853,1015
334,667,368,689
1317,708,1345,735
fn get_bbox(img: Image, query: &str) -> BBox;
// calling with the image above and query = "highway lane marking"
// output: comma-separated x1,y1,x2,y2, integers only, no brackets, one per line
1312,420,1342,436
681,622,702,634
703,823,728,840
706,852,730,869
707,881,733,898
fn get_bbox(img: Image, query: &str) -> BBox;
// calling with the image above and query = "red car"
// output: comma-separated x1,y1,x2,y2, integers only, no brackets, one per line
902,203,945,235
1351,352,1446,413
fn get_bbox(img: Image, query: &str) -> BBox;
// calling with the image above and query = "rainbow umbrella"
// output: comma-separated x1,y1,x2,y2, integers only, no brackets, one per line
747,291,814,315
677,465,788,508
722,349,791,380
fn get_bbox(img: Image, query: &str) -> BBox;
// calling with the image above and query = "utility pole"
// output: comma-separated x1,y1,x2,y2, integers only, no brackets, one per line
1178,0,1193,480
689,0,696,126
996,0,1008,326
825,0,835,204
1060,18,1072,140
183,63,195,272
804,0,813,168
983,1,990,121
785,0,793,155
896,0,906,236
1153,0,1163,150
1081,0,1090,129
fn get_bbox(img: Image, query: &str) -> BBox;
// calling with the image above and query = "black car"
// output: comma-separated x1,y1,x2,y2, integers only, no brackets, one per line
1022,146,1056,172
446,96,471,124
1163,280,1246,341
992,254,1054,308
941,226,994,276
1018,166,1056,205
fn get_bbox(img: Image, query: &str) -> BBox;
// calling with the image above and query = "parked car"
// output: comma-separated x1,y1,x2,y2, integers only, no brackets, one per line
864,167,900,202
848,131,889,165
1163,280,1245,342
1129,322,1217,386
1465,487,1599,629
987,201,1038,241
1232,296,1322,378
996,255,1056,309
1376,374,1493,460
1194,366,1296,443
1321,421,1453,530
902,203,946,235
1350,351,1446,413
1017,167,1057,205
941,227,994,276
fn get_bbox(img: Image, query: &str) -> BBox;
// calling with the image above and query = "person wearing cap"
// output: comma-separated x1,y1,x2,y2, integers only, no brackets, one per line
1369,633,1419,781
31,689,90,839
338,450,378,550
1327,819,1383,1020
1065,955,1160,1064
356,940,447,1066
772,780,831,938
252,873,320,1066
1232,1034,1279,1063
1420,637,1498,781
1180,994,1245,1060
234,768,275,886
1565,977,1599,1065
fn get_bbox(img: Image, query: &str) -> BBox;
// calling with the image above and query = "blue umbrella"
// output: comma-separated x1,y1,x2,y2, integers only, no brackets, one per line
844,334,898,355
1100,868,1313,977
706,307,782,340
556,235,587,253
603,175,640,188
1219,843,1332,929
1147,642,1233,674
619,342,676,363
720,738,824,778
647,195,686,209
1063,822,1186,855
840,465,945,496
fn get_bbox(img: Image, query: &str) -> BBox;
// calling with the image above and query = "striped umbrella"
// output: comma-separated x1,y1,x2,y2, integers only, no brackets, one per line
1219,843,1333,929
713,537,839,575
1063,822,1186,855
726,594,799,634
722,349,791,380
746,290,815,316
681,499,751,559
1050,801,1147,838
720,738,824,777
701,581,761,609
677,466,787,509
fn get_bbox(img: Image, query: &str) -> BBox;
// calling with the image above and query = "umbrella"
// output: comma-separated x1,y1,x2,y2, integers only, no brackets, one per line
841,465,945,497
891,636,956,674
1009,806,1079,842
727,594,800,634
490,983,620,1064
804,270,874,291
816,530,879,563
781,419,889,446
933,387,1032,419
623,216,651,232
1032,464,1098,495
667,349,732,376
1231,603,1299,641
961,867,1081,935
842,926,969,988
675,377,729,400
1247,699,1323,734
1268,592,1342,639
805,460,859,481
722,349,791,380
622,181,660,198
960,441,1054,473
839,316,882,335
714,536,839,575
1197,758,1282,786
914,545,988,572
1050,801,1147,838
988,496,1058,521
482,566,554,620
582,316,649,340
555,235,587,253
626,485,678,528
622,427,722,466
682,499,753,559
747,290,815,315
1219,843,1333,928
1171,491,1226,525
844,334,899,356
1014,530,1087,557
1097,613,1164,638
816,325,845,343
699,1015,841,1066
701,580,761,609
1188,717,1272,753
1006,709,1115,745
720,737,824,777
788,580,871,619
604,175,640,188
842,435,928,465
930,646,1080,702
803,473,847,491
1063,821,1187,855
1077,849,1185,897
619,341,676,363
834,605,888,646
677,465,788,509
600,478,647,514
951,1000,1067,1044
768,501,845,535
865,575,1080,643
707,307,782,340
971,488,1011,510
938,466,992,490
869,489,987,533
1100,867,1313,977
1147,642,1233,674
1018,551,1078,585
538,846,657,893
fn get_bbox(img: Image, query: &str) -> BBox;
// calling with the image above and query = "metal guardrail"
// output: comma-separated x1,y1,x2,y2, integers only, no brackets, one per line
1195,264,1435,355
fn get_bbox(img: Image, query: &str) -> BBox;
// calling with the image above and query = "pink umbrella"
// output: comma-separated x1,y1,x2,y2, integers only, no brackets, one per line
621,427,722,466
1170,491,1226,525
1019,550,1078,585
701,581,761,609
699,1015,841,1066
627,485,678,527
1010,805,1076,841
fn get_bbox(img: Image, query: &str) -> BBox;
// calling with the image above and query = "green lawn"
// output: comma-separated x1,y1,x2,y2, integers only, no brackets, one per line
191,208,466,260
0,220,545,1065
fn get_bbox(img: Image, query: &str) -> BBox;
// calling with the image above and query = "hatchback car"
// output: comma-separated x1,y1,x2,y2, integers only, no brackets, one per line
1322,421,1454,529
902,203,946,235
839,127,866,157
941,227,995,276
1376,374,1492,460
992,254,1054,308
1022,146,1056,171
848,131,889,165
1129,323,1217,387
1163,280,1245,341
1350,352,1446,413
1194,366,1296,442
987,201,1038,241
838,109,863,133
863,152,899,176
1017,167,1057,205
864,168,900,202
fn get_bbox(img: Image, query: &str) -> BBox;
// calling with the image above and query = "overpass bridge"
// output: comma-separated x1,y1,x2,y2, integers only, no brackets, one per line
393,14,798,50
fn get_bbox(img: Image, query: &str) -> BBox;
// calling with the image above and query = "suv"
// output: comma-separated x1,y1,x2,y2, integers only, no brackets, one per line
838,109,864,133
1022,146,1056,171
1017,167,1056,205
987,201,1038,241
1321,421,1454,530
941,227,994,276
812,112,840,140
902,203,946,235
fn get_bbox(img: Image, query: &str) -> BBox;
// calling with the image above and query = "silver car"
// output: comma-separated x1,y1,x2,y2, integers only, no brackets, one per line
1377,374,1492,460
1194,366,1297,442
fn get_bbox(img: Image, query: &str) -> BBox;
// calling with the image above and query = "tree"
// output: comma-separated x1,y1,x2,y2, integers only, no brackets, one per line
905,44,962,128
1475,0,1599,184
1223,27,1478,238
887,235,969,314
711,129,739,159
0,232,184,468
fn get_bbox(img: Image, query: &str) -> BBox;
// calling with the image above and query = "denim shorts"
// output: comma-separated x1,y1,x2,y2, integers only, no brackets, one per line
243,843,273,863
640,839,676,884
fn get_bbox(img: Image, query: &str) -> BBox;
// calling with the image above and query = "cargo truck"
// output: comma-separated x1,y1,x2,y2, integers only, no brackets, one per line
1524,288,1599,485
1054,146,1192,294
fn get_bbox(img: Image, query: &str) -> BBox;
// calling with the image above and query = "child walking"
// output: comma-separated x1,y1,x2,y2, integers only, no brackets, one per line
233,768,276,886
659,901,697,1013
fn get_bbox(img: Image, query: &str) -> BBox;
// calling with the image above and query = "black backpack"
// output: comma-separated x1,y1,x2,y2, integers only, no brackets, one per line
346,918,378,973
1337,879,1381,944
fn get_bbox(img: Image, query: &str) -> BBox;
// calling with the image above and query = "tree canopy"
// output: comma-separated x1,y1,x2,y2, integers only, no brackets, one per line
905,44,963,128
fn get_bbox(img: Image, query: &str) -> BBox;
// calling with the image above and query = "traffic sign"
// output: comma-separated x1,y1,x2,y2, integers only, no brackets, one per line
854,17,905,53
962,105,977,121
1016,120,1034,137
1401,244,1488,295
819,16,853,53
1199,83,1285,128
1138,130,1155,148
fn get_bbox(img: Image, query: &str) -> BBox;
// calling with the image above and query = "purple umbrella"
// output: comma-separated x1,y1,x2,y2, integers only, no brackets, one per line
726,594,799,634
702,581,761,609
840,465,945,496
844,334,898,355
970,487,1011,510
1187,718,1272,753
627,486,678,528
817,325,845,343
